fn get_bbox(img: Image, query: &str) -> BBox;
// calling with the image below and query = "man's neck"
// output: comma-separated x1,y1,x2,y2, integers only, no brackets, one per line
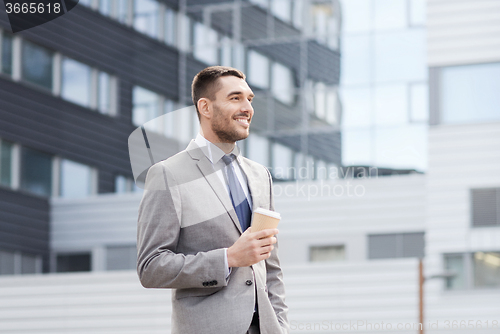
199,131,235,154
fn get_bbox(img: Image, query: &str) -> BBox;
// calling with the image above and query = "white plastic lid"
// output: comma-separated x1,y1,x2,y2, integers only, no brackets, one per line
254,207,281,220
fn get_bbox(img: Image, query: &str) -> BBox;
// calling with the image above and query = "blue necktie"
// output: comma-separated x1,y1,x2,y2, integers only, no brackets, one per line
221,154,252,232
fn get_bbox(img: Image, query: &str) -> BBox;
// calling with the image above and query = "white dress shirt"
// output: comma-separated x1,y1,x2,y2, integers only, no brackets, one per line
194,133,253,277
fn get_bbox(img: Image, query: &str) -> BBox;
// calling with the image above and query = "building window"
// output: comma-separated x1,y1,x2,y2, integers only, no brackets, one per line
61,57,92,107
0,249,41,275
219,36,232,67
132,86,160,130
271,0,292,23
410,82,428,122
313,82,339,125
163,99,175,137
117,0,132,24
56,253,91,272
0,250,15,275
133,0,159,38
98,71,113,114
368,232,425,259
271,62,294,105
250,0,268,9
292,0,304,28
272,142,293,180
20,147,52,197
1,31,13,75
21,253,38,274
193,22,219,65
0,140,13,187
445,252,500,290
444,254,466,290
132,85,177,134
471,188,500,227
310,1,340,50
247,50,269,89
79,0,92,7
373,0,407,31
247,133,269,167
164,6,177,46
474,252,500,288
59,159,96,198
409,0,426,26
106,245,136,270
99,0,113,17
115,174,142,193
21,40,54,90
441,62,500,124
310,245,345,262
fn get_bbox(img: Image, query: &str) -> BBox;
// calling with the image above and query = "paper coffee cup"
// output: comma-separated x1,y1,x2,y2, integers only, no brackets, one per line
251,208,281,233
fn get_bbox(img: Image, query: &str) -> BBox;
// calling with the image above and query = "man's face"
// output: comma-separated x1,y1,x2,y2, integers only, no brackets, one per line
209,76,255,143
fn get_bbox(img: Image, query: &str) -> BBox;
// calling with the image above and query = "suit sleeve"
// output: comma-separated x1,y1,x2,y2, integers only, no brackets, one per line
136,162,228,289
264,167,290,334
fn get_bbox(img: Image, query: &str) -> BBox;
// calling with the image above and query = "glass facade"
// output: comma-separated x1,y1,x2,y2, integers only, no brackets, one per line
340,0,428,171
21,40,54,90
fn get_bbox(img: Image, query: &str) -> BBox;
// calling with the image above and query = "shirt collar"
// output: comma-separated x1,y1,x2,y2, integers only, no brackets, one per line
195,133,241,164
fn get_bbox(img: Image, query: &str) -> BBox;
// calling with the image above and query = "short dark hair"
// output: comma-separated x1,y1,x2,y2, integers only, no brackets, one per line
191,66,246,118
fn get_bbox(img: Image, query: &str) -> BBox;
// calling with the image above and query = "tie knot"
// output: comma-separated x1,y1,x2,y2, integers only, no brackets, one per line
221,154,236,166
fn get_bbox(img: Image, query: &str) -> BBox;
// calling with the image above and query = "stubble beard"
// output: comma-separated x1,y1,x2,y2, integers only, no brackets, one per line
211,105,249,143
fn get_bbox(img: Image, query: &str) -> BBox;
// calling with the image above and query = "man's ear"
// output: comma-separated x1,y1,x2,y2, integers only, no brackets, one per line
197,98,211,120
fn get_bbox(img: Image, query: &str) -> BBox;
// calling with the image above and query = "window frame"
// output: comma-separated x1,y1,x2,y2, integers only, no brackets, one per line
443,251,500,291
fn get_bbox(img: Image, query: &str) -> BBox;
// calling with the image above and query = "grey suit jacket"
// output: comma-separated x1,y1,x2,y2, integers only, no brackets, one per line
137,140,289,334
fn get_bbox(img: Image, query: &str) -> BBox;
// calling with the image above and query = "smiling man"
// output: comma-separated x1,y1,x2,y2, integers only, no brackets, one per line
136,66,289,334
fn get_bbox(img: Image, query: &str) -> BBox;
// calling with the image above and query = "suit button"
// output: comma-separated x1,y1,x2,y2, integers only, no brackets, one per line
246,280,253,286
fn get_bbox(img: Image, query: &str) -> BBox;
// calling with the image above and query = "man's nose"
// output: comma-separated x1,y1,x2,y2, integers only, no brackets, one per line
241,99,254,114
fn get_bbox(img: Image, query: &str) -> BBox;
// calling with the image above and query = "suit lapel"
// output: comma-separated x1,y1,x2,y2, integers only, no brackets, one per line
186,140,243,234
238,157,260,212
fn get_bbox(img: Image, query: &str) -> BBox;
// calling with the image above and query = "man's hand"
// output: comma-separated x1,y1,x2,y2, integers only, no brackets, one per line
227,228,278,268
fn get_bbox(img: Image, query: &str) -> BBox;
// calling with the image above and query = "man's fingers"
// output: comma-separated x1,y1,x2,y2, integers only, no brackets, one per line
258,236,276,247
253,228,278,239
